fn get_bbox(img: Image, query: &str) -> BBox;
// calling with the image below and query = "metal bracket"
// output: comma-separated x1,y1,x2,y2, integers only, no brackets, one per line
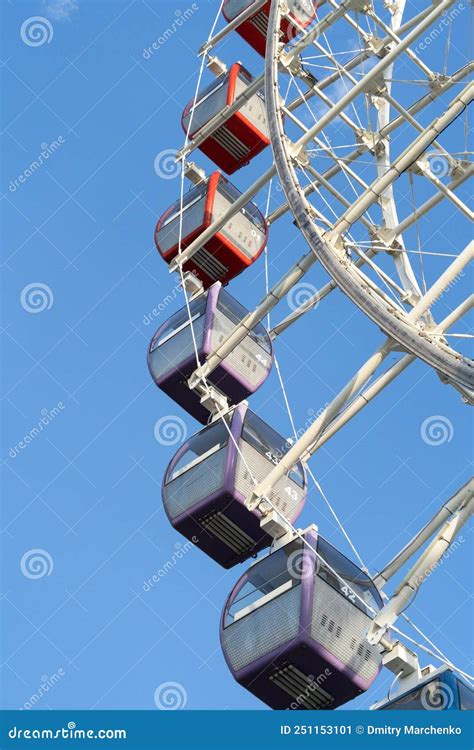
189,379,230,419
184,161,207,185
206,56,227,78
260,510,293,539
366,33,390,58
181,271,204,299
356,128,386,155
381,641,421,680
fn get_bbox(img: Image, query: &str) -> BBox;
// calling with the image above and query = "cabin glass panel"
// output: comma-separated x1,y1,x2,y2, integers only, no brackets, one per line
213,179,266,259
381,682,439,710
290,0,318,24
223,0,255,18
166,419,230,483
156,185,207,256
163,419,231,520
182,77,230,135
458,681,474,710
222,542,303,671
225,540,303,626
148,297,207,382
316,537,381,616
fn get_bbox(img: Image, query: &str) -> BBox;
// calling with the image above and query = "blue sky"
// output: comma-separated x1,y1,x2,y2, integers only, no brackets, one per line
1,0,472,712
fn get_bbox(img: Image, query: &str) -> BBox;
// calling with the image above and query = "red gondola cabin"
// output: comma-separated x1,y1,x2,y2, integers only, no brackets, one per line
222,0,317,57
154,171,268,289
182,63,270,175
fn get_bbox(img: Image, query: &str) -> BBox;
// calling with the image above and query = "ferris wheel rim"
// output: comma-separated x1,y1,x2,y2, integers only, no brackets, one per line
263,0,474,393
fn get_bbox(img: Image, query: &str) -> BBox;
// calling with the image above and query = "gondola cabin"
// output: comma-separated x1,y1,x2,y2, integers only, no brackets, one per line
162,404,307,568
221,528,383,709
372,666,473,711
182,63,270,174
148,283,273,424
154,172,268,288
222,0,318,57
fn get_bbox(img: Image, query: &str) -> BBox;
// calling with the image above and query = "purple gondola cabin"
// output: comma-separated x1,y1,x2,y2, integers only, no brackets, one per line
162,404,307,568
148,283,273,424
221,528,383,708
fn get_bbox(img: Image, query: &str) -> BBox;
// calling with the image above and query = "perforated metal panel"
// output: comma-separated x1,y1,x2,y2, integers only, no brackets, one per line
311,578,381,682
163,447,227,520
211,310,270,389
234,441,304,520
222,584,301,672
213,191,264,259
150,317,206,381
234,75,269,135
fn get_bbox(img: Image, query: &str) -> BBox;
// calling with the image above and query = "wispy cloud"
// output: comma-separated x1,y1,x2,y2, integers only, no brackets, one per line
43,0,78,21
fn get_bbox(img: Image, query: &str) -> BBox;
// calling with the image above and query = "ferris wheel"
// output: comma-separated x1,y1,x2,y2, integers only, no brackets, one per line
149,0,473,710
